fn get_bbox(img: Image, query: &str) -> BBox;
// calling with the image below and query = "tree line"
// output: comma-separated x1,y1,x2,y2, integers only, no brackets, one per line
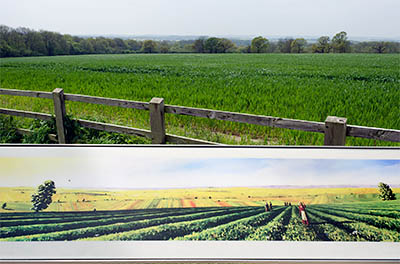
1,25,399,58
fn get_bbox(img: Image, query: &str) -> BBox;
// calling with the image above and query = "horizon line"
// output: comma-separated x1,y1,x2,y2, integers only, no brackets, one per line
2,184,399,190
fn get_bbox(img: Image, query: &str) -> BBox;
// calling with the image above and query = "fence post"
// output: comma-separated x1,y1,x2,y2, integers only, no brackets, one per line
149,97,166,144
324,116,347,146
52,88,67,144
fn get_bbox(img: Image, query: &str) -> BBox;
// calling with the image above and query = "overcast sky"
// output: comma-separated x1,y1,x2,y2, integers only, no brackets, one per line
0,149,398,189
1,0,399,38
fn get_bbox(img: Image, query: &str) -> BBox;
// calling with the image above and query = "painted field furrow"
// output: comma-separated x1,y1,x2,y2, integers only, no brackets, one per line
319,203,400,210
178,206,286,240
313,206,400,232
282,206,318,241
88,207,265,241
308,208,399,242
316,205,400,218
0,210,156,223
0,216,80,227
246,206,292,240
0,206,232,225
0,207,232,238
334,207,400,219
0,211,168,227
306,211,360,241
0,209,156,222
1,207,252,241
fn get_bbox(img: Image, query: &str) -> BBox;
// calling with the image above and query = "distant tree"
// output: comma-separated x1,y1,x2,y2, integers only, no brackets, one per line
216,38,236,53
69,39,84,55
351,41,400,53
31,180,56,212
192,38,205,53
0,39,12,57
371,41,388,53
93,37,110,54
80,38,94,54
384,41,400,53
126,39,142,52
1,203,6,209
203,37,236,53
113,38,128,51
378,182,396,201
266,42,278,53
312,36,331,53
25,30,47,56
238,45,251,53
84,38,95,53
0,26,28,56
204,37,220,53
159,41,170,53
142,40,157,53
250,36,269,53
277,38,294,53
331,31,350,53
182,43,194,53
40,31,63,56
64,34,79,55
291,38,307,53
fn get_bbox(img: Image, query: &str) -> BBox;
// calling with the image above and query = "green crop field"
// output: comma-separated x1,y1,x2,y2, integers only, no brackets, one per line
1,200,399,241
1,53,399,145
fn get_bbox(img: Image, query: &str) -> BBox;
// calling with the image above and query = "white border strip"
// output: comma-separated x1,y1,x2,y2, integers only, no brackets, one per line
0,241,400,260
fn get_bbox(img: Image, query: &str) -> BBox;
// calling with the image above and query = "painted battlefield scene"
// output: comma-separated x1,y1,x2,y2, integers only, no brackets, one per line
0,151,399,242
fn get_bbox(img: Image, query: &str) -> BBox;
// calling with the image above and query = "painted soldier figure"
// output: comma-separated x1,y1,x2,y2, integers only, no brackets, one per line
298,202,309,225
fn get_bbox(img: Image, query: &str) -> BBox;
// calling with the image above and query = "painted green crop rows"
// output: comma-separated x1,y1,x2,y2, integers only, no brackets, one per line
1,54,399,145
1,202,399,241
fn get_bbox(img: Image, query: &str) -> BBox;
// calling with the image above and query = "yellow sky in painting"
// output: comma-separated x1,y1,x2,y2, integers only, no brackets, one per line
0,157,78,187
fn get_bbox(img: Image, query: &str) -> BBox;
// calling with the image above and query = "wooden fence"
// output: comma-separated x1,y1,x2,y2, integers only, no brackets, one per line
0,88,399,145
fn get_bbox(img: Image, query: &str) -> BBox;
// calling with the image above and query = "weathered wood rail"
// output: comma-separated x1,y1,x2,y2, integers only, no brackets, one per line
1,88,399,145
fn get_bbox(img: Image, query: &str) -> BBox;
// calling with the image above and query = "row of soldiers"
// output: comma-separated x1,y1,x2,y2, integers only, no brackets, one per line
265,201,292,212
265,202,273,212
265,201,308,226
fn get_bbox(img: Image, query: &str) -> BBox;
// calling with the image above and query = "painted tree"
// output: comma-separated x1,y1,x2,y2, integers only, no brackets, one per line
31,180,56,212
378,182,396,201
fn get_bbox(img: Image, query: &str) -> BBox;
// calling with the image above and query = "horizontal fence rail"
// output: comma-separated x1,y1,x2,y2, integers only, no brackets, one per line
164,105,326,133
0,108,53,121
0,88,53,99
1,88,400,145
64,93,150,110
346,125,400,142
76,119,153,138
